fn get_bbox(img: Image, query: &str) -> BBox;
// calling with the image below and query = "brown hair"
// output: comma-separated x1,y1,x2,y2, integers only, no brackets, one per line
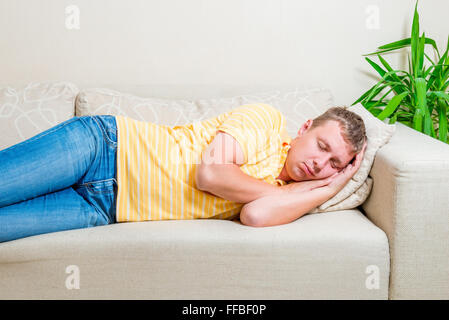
310,106,367,154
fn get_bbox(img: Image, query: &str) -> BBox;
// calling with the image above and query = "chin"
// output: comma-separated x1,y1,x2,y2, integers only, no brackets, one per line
288,166,302,182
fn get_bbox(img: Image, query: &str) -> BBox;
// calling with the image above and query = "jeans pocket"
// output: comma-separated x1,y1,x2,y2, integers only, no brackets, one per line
84,178,117,195
92,116,117,149
74,178,117,224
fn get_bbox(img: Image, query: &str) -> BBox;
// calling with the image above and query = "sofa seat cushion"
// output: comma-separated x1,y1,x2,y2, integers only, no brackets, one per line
0,209,389,299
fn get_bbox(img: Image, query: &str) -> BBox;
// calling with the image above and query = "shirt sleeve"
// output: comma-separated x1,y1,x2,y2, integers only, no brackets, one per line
216,103,284,164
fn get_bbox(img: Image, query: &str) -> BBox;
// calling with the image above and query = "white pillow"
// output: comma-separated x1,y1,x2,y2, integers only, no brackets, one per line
308,103,396,213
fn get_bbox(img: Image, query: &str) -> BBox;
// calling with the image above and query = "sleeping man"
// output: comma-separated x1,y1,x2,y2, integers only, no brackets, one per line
194,104,367,227
0,103,367,242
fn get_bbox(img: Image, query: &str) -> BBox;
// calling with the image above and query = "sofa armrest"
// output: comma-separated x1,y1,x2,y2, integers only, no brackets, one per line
362,122,449,299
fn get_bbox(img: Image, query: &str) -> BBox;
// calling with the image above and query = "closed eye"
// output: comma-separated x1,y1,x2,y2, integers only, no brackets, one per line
318,142,325,151
317,141,340,170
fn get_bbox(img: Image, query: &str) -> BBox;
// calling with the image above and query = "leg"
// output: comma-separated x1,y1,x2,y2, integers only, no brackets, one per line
0,186,110,243
0,116,97,208
0,115,118,242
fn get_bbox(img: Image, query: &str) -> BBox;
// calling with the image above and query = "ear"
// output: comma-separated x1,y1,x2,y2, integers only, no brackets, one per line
297,119,313,137
348,151,358,165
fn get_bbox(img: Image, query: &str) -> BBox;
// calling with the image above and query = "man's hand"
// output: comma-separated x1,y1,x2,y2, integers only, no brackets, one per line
280,176,336,194
325,140,368,197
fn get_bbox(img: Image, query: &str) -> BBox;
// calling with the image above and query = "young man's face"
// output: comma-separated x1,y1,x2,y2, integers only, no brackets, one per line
282,119,357,182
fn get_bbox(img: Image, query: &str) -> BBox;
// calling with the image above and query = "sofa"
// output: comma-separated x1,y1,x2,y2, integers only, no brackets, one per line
0,82,448,300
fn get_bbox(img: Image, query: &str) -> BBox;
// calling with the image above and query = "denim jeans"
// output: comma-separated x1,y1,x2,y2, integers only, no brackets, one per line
0,115,118,242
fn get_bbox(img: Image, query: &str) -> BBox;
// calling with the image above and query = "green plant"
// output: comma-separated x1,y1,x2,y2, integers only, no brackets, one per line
353,1,449,144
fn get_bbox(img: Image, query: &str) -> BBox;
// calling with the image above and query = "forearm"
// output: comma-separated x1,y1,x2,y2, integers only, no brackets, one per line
197,164,283,204
241,186,333,227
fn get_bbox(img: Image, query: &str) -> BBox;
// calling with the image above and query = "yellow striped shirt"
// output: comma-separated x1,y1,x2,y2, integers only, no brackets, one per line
115,103,292,222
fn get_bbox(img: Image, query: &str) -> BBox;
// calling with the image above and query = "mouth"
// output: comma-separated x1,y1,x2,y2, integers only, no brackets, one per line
302,163,314,176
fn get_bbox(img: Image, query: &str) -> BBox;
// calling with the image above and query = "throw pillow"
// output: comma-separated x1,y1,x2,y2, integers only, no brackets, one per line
0,81,79,150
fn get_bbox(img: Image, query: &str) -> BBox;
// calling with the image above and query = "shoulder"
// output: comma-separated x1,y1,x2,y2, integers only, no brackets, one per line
221,103,285,136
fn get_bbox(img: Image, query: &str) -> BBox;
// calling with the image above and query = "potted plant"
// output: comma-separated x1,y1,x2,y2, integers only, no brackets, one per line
353,1,449,144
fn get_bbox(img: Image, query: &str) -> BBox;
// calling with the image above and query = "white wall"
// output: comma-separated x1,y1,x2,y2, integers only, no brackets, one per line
0,0,448,104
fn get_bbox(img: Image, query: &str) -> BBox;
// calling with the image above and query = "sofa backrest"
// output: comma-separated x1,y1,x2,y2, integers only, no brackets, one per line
0,81,335,151
75,86,335,139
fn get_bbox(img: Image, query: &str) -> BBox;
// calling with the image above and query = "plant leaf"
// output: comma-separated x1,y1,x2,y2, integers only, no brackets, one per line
364,37,439,56
377,92,409,121
364,81,389,103
423,107,433,135
413,77,427,132
429,91,449,102
378,37,438,51
364,100,387,109
417,32,426,76
428,45,449,90
377,55,407,93
352,82,387,106
365,57,386,77
411,1,420,78
389,112,398,124
437,99,448,143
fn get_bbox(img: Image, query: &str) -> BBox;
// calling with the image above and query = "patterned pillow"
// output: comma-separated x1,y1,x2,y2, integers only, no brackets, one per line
0,81,79,150
75,87,197,126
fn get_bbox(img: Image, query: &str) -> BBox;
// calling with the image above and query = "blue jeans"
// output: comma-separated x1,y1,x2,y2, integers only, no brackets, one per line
0,115,118,242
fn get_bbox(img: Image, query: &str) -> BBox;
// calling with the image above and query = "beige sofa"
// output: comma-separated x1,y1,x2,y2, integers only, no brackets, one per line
0,82,448,300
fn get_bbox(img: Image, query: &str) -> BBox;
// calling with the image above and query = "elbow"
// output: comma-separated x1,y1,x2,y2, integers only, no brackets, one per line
195,165,211,191
240,202,289,228
240,204,263,227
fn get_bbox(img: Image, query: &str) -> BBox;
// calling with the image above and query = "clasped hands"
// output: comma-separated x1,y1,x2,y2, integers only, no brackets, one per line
280,141,367,198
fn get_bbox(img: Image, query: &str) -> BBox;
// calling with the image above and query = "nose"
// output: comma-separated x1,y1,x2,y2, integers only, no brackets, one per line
312,160,321,174
313,157,329,173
